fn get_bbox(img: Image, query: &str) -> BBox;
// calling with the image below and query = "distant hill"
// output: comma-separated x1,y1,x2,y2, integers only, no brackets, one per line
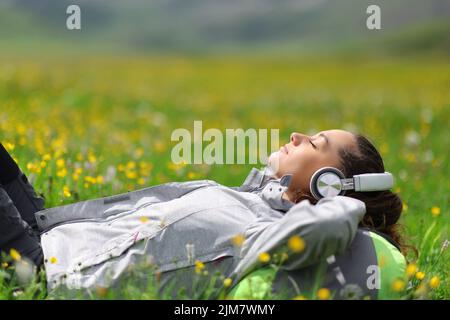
1,0,450,56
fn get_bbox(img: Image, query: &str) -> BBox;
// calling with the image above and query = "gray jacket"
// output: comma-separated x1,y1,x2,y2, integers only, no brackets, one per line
36,167,366,296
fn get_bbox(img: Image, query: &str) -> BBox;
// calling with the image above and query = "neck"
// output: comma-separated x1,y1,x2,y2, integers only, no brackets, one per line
282,189,297,203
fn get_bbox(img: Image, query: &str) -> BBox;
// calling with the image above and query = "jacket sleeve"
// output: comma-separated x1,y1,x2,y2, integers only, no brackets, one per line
35,179,219,232
234,196,366,277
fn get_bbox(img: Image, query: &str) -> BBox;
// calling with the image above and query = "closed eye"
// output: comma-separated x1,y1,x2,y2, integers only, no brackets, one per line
309,140,317,149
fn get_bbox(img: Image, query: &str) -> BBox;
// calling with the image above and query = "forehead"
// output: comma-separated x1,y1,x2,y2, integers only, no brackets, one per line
320,129,356,150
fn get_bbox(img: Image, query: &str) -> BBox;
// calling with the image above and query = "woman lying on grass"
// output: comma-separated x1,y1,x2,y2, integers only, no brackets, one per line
0,130,408,299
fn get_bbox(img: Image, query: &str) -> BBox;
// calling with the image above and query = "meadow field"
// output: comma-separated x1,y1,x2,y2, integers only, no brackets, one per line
0,55,448,299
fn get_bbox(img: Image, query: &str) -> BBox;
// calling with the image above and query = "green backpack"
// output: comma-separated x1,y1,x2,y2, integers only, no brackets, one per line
228,229,406,300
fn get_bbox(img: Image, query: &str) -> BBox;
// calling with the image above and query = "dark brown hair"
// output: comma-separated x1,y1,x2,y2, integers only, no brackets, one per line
338,134,409,255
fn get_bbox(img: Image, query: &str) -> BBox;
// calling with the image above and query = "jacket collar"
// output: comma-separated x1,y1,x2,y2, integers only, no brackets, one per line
240,167,295,212
239,167,271,192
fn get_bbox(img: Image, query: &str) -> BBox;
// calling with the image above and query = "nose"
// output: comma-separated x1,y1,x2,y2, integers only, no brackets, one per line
290,132,307,146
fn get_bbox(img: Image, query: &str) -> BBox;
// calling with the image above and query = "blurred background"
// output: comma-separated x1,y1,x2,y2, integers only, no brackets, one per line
0,0,449,299
1,0,450,56
0,0,449,192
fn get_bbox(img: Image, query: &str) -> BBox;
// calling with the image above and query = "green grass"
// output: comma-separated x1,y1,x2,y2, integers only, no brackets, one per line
0,55,448,299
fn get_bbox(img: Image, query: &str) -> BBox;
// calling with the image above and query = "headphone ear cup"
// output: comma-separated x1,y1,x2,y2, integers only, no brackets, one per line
310,167,346,200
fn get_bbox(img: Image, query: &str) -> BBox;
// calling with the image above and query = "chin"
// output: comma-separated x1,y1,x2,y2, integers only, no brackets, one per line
267,151,282,177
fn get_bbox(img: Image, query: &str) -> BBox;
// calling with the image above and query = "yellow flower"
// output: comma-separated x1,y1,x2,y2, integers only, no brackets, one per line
231,234,245,247
379,143,389,155
10,248,21,261
139,216,149,223
17,124,26,135
402,203,408,213
195,260,205,274
4,142,15,151
154,141,166,153
126,161,136,170
139,162,153,176
187,172,197,179
405,153,416,163
406,263,418,277
63,186,71,198
223,278,233,288
88,153,97,164
429,276,440,289
126,171,138,179
316,288,330,300
167,161,187,171
84,176,97,184
258,252,271,263
56,168,67,178
2,262,9,268
95,286,108,298
415,271,425,280
27,162,42,174
137,178,146,185
288,235,305,253
392,279,406,292
50,256,58,264
54,149,64,158
56,158,65,168
43,154,51,161
293,295,307,300
431,207,441,217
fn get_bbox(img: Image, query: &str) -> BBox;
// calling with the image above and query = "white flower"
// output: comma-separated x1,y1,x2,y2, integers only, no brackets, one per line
14,258,35,286
405,131,421,147
421,108,433,124
105,165,117,183
399,170,408,181
441,239,449,254
423,150,434,163
339,284,363,300
186,243,195,265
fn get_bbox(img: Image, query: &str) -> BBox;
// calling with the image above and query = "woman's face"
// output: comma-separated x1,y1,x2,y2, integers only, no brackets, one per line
268,129,357,195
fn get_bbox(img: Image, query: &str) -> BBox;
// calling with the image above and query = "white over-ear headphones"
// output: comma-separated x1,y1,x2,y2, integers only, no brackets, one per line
309,167,394,200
